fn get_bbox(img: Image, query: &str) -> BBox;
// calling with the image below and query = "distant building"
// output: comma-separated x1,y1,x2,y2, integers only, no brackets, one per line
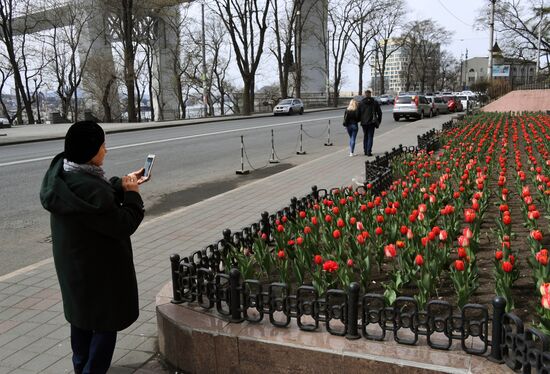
369,38,440,95
461,43,536,88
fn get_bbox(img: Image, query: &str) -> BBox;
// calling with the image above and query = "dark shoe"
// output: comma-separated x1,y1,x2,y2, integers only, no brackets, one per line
366,152,373,157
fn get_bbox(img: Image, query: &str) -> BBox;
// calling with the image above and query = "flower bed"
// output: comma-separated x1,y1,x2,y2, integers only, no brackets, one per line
170,114,550,372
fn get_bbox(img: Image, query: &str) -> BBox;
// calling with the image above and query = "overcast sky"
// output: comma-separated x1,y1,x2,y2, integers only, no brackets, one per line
405,0,491,60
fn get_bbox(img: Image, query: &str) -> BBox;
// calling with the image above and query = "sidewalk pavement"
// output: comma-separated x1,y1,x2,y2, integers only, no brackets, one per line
0,114,448,373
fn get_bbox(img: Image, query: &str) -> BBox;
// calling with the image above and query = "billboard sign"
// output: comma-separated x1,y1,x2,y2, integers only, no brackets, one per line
493,65,511,77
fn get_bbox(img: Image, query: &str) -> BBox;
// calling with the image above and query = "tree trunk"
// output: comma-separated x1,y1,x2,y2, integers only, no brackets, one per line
358,60,364,95
61,97,71,120
102,77,115,122
242,79,251,115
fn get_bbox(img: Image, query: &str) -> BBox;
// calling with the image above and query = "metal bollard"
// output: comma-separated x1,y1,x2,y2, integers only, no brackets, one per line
235,135,250,174
170,254,183,304
346,282,361,339
269,129,280,163
297,124,306,154
324,120,333,146
488,296,506,363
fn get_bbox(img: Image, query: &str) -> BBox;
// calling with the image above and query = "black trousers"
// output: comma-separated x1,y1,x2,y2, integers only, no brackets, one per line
71,324,117,374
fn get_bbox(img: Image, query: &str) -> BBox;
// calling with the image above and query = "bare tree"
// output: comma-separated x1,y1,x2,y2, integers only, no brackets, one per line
477,0,550,74
213,50,232,115
270,0,299,99
0,55,16,124
349,0,382,95
406,20,449,92
370,0,406,95
0,0,37,124
327,0,356,106
82,56,118,122
43,0,98,121
436,51,459,91
107,0,141,122
213,0,271,115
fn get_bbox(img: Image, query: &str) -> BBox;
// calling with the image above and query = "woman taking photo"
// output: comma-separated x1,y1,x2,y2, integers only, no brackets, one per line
40,121,147,374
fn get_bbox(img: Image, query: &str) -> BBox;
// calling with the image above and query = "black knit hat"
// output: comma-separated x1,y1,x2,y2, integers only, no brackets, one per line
64,121,105,164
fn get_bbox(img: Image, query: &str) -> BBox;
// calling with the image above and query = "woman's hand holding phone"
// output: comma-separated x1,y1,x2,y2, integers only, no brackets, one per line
127,168,148,184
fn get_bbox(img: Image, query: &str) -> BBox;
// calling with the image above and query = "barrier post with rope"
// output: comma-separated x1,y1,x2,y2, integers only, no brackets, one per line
297,123,306,155
269,129,280,163
324,119,333,146
235,135,250,175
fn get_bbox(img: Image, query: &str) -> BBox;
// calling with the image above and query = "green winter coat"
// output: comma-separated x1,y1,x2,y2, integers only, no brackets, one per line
40,153,144,331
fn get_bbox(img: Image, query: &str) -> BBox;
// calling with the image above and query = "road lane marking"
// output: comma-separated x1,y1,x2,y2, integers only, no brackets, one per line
0,116,342,167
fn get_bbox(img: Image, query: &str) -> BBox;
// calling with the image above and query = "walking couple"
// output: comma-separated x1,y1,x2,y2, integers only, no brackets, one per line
343,90,382,157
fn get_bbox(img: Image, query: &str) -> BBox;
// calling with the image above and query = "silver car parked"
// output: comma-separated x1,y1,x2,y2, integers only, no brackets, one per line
427,96,450,115
392,95,432,121
273,98,304,116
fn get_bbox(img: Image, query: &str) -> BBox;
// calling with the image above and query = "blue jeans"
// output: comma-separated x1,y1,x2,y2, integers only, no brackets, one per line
71,325,117,374
346,123,358,153
362,125,375,154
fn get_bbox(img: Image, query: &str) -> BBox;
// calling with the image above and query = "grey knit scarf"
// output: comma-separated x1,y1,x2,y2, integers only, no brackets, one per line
63,158,108,182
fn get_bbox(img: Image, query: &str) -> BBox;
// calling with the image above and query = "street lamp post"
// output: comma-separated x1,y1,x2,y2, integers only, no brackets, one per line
201,3,208,117
536,0,545,80
488,0,496,81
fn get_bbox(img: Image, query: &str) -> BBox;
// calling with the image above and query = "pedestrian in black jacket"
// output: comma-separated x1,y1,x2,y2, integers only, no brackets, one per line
343,99,360,156
40,121,147,374
358,90,382,156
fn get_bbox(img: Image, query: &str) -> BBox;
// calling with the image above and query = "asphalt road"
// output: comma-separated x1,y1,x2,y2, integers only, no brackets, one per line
0,106,407,276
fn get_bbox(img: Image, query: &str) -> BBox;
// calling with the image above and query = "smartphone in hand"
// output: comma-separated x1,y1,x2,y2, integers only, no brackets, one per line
143,154,155,180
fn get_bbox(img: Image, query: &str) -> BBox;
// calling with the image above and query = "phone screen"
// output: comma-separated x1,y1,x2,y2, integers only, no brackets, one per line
144,155,155,178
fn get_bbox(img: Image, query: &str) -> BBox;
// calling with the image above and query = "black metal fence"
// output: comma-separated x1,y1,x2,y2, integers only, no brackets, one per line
168,126,550,372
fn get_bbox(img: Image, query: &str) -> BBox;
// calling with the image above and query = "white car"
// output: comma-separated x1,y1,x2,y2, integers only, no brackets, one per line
393,95,432,121
273,98,304,116
378,94,394,105
0,117,9,125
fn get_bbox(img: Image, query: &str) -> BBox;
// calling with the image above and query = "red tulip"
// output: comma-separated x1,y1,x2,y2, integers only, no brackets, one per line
323,260,339,273
454,260,465,271
536,249,548,265
384,244,397,258
415,254,424,266
531,230,543,241
502,261,513,273
314,255,323,265
278,250,286,259
333,229,341,239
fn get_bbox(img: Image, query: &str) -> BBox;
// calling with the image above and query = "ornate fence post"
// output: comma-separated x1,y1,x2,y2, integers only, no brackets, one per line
229,268,242,322
260,211,271,239
346,282,361,340
489,296,507,363
311,185,319,201
170,254,182,304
